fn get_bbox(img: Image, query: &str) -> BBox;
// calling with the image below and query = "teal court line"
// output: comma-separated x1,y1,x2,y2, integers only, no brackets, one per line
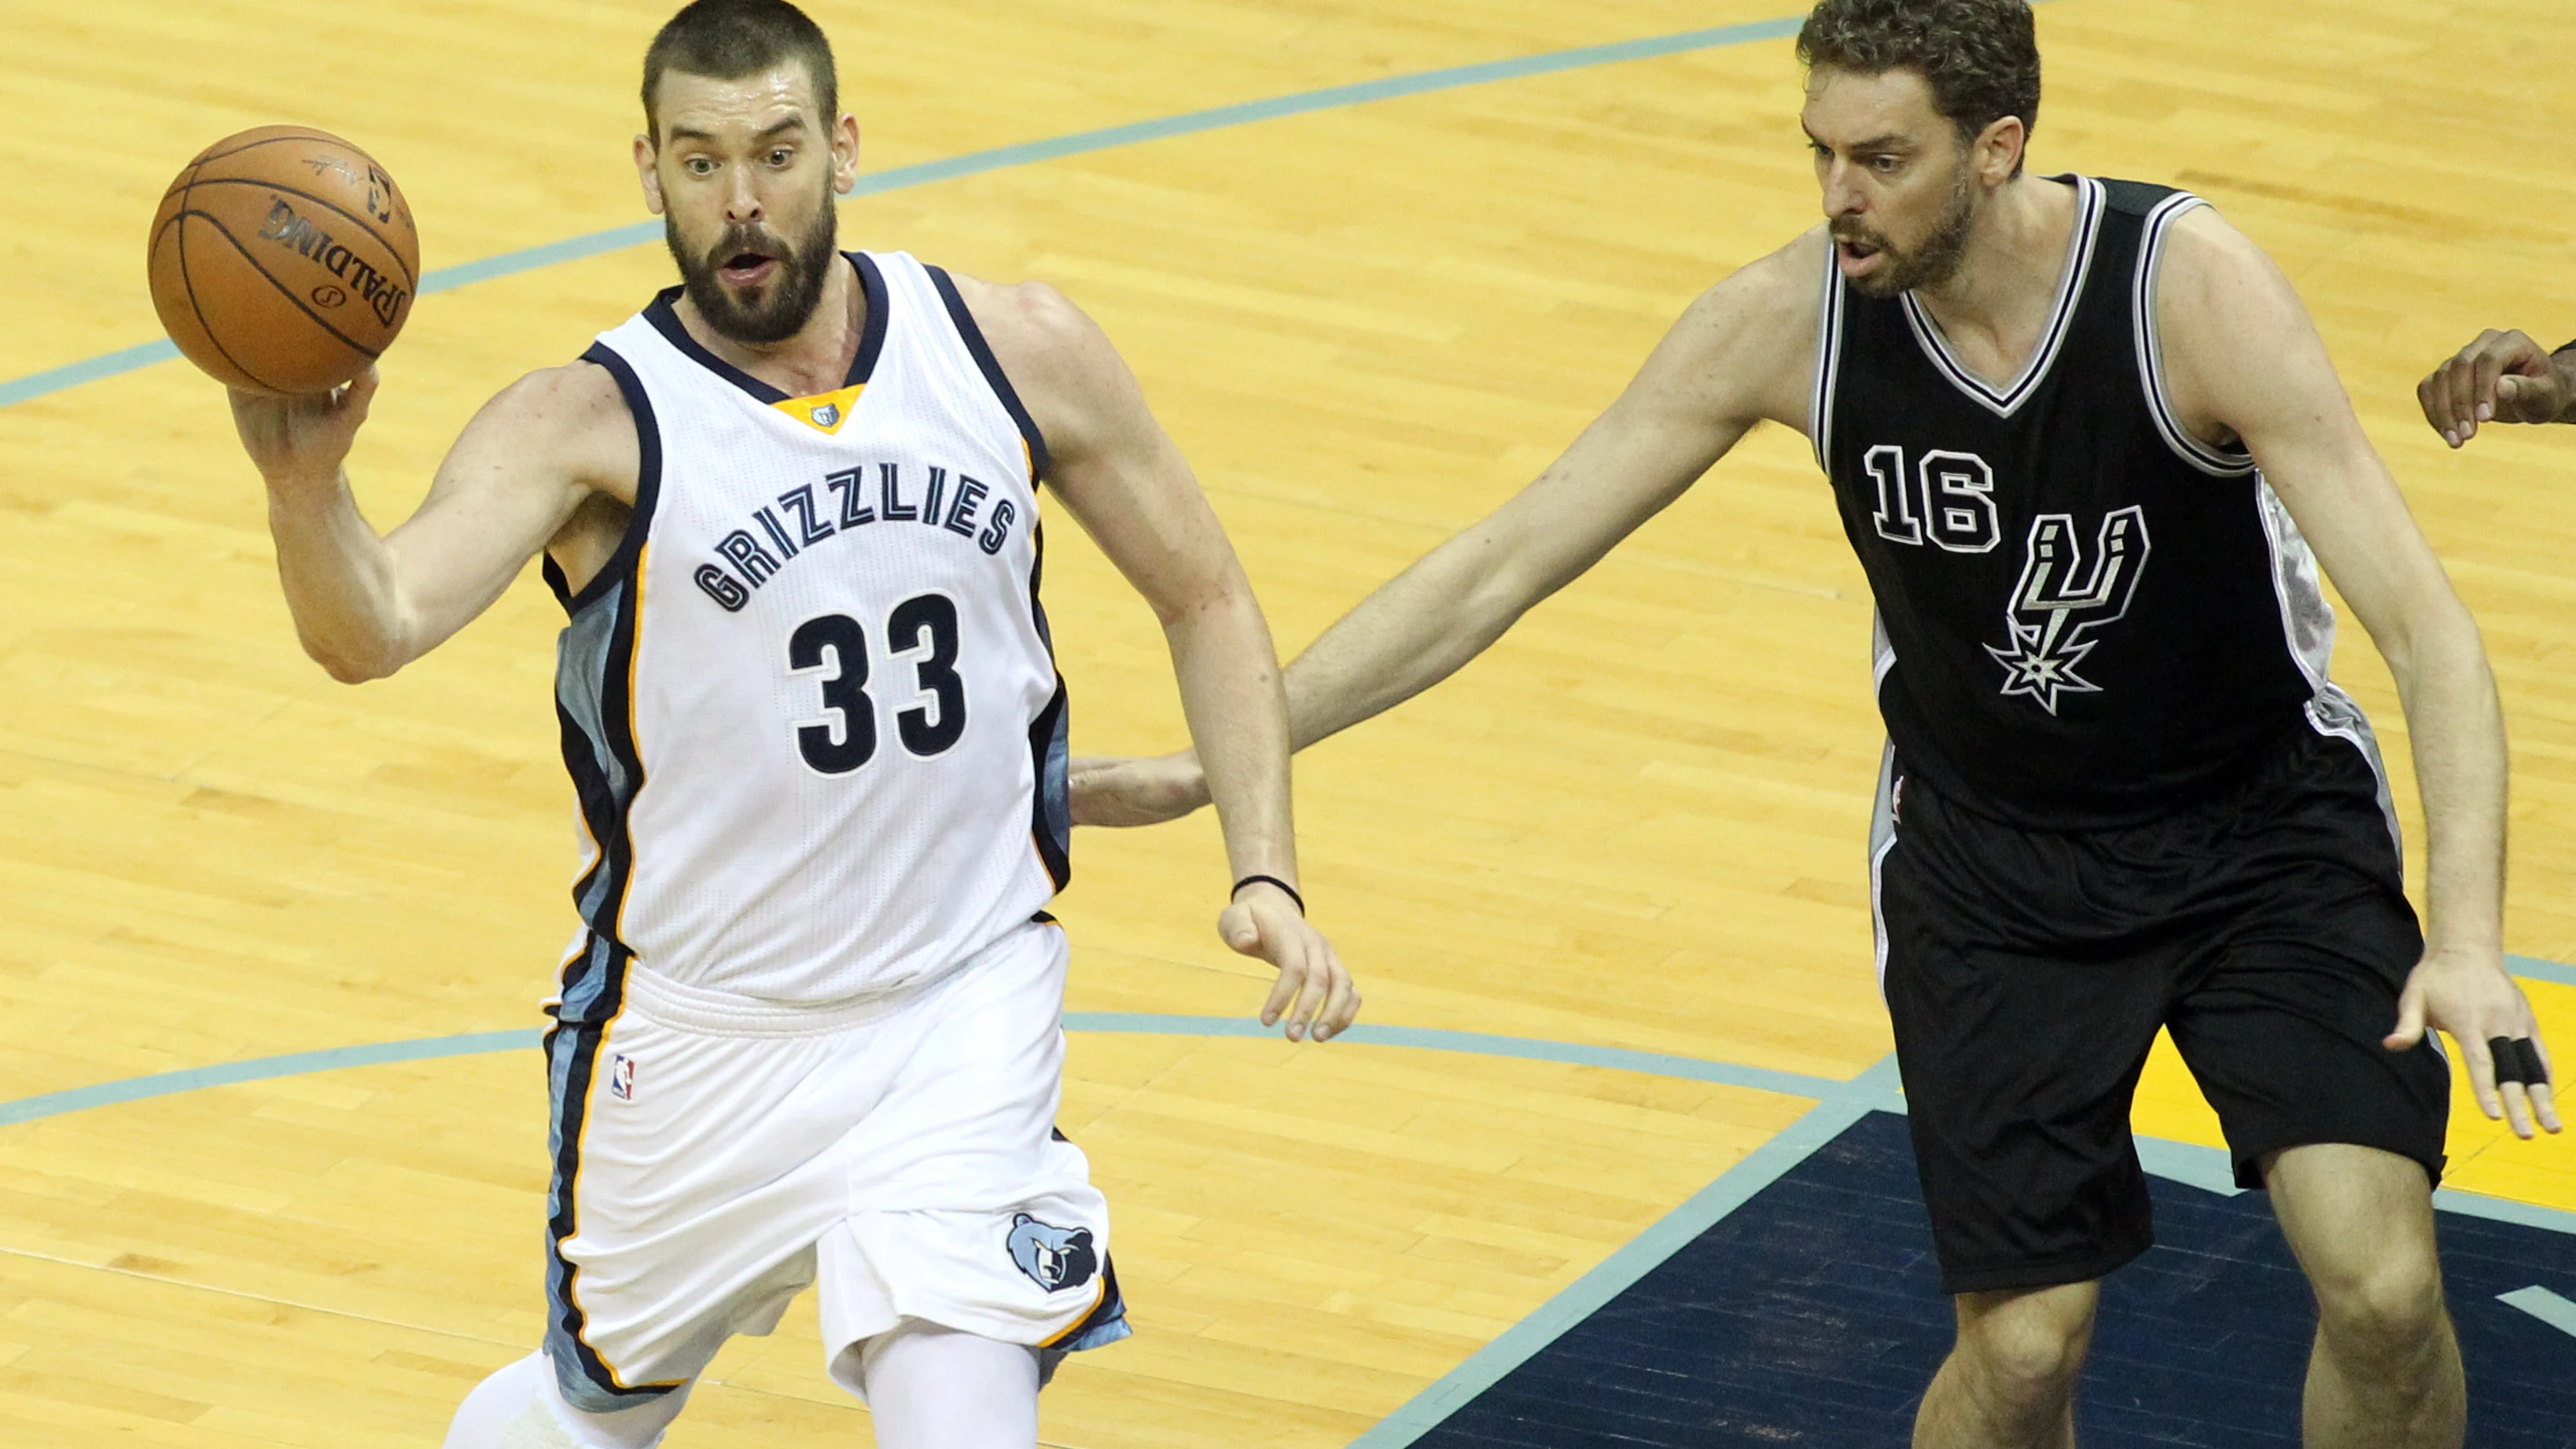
3,994,2570,1444
0,12,1811,412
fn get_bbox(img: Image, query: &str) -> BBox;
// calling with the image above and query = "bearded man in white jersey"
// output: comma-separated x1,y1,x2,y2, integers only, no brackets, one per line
1075,2,2559,1445
224,1,1360,1444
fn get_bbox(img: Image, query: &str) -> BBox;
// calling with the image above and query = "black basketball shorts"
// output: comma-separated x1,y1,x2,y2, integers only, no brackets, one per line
1875,723,2452,1295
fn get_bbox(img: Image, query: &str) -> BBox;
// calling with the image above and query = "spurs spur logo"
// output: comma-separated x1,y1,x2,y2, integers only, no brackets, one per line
1984,506,2151,715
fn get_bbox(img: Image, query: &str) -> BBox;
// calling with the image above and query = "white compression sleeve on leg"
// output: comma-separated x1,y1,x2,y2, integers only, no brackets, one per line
857,1322,1041,1449
439,1351,691,1449
444,1355,546,1449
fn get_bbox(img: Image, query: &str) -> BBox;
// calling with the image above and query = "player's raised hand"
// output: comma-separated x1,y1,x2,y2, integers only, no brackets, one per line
2416,329,2568,447
1069,751,1212,827
1219,880,1359,1042
230,366,380,494
2384,944,2559,1139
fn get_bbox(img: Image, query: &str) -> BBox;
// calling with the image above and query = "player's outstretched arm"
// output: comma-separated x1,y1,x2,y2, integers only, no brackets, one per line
961,274,1358,1042
2161,209,2558,1140
232,363,632,681
1070,232,1826,826
2416,328,2576,446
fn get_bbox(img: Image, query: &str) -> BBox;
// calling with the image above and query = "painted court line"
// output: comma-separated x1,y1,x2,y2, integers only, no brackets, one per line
0,1003,2568,1447
0,14,1806,411
2500,1285,2576,1340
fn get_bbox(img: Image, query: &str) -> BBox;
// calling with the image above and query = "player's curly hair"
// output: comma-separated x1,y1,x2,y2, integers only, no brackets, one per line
643,0,839,143
1797,0,2041,172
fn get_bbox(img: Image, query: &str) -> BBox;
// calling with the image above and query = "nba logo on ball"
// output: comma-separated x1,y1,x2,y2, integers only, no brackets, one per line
608,1054,638,1102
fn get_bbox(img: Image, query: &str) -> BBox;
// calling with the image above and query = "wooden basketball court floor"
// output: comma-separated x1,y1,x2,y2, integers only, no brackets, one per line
2,0,2573,1443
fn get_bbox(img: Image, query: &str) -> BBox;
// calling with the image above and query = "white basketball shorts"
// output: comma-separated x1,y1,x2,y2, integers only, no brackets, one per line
536,917,1126,1414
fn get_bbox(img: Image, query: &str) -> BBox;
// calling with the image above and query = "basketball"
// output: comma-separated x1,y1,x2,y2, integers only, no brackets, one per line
147,126,420,396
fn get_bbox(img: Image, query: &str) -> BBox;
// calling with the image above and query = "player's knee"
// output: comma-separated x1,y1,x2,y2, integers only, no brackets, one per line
2313,1248,2445,1368
1955,1287,2094,1406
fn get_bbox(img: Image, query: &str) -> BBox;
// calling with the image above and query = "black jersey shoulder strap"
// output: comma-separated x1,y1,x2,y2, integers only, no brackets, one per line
2115,177,2260,477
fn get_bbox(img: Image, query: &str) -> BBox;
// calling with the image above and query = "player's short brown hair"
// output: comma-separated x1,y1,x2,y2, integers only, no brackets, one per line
643,0,840,143
1797,0,2041,170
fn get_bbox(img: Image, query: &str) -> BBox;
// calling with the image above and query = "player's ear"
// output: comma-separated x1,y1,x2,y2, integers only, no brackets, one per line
635,133,667,215
832,112,862,196
1973,114,2027,186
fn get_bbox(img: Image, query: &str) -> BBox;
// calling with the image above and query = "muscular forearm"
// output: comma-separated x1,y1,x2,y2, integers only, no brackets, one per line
267,472,408,683
1282,529,1535,751
1165,583,1298,883
2387,604,2508,955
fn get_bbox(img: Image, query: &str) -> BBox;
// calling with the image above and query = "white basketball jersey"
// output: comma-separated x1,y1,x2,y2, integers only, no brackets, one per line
547,250,1069,1019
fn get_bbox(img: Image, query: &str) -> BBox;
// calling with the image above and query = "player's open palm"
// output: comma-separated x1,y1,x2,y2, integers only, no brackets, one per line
2385,944,2559,1139
1220,885,1359,1042
230,366,378,491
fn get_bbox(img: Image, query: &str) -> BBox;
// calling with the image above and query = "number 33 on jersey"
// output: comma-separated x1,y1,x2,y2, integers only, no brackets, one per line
548,250,1070,1014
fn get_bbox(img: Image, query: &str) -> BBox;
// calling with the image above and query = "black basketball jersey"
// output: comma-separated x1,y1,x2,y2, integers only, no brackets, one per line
1814,176,2343,828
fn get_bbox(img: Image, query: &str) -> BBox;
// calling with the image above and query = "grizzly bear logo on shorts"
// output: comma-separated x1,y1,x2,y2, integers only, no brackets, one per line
1006,1213,1098,1293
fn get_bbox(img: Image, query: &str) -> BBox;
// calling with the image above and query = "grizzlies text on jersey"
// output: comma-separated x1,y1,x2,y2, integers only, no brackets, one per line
548,249,1071,1015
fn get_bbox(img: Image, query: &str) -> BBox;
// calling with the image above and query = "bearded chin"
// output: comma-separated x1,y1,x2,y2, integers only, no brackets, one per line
1851,169,1979,299
669,197,840,346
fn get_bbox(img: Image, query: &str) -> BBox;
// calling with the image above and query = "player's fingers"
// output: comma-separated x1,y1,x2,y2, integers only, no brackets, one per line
2521,1030,2562,1134
1294,937,1342,1041
2416,369,2451,442
1314,949,1361,1041
2464,1033,2504,1123
1282,917,1328,1030
2381,980,2427,1052
1256,943,1304,1030
2436,359,2480,446
2499,1072,2535,1140
2470,350,2505,429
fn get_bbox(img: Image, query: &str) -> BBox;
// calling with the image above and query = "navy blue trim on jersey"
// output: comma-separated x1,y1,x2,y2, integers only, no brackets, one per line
642,287,788,404
640,253,889,408
548,343,665,616
924,264,1052,482
846,251,890,385
1024,520,1072,890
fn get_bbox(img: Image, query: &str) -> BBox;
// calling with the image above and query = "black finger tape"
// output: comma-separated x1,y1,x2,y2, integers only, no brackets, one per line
2489,1036,2550,1087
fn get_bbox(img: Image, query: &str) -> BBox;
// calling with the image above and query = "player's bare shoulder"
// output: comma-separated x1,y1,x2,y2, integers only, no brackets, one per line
940,272,1138,468
470,359,645,504
2145,203,2328,447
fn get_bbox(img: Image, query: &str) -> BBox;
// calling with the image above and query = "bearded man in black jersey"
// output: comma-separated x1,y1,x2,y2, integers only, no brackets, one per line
1071,1,2559,1444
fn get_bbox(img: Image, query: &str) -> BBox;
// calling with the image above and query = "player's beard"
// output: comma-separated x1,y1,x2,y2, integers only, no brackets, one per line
1835,163,1978,299
668,194,840,345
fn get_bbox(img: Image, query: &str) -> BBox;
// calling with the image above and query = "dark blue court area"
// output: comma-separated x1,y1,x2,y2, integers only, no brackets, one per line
1416,1111,2576,1447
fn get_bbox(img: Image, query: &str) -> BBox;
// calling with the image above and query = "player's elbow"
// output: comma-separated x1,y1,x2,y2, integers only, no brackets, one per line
300,626,407,684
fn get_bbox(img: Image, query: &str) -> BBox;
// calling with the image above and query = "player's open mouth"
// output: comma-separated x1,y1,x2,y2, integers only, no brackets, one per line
719,251,778,287
1836,238,1882,273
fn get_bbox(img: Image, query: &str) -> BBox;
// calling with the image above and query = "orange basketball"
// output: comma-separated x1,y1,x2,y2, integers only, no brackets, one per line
147,126,420,396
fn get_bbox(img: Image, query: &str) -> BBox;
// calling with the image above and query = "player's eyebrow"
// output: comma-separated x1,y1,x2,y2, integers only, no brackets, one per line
666,117,807,144
1803,125,1913,154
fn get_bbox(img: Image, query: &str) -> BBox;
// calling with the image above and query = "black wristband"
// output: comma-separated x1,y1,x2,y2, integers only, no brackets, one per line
1231,874,1305,914
2489,1036,2550,1087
